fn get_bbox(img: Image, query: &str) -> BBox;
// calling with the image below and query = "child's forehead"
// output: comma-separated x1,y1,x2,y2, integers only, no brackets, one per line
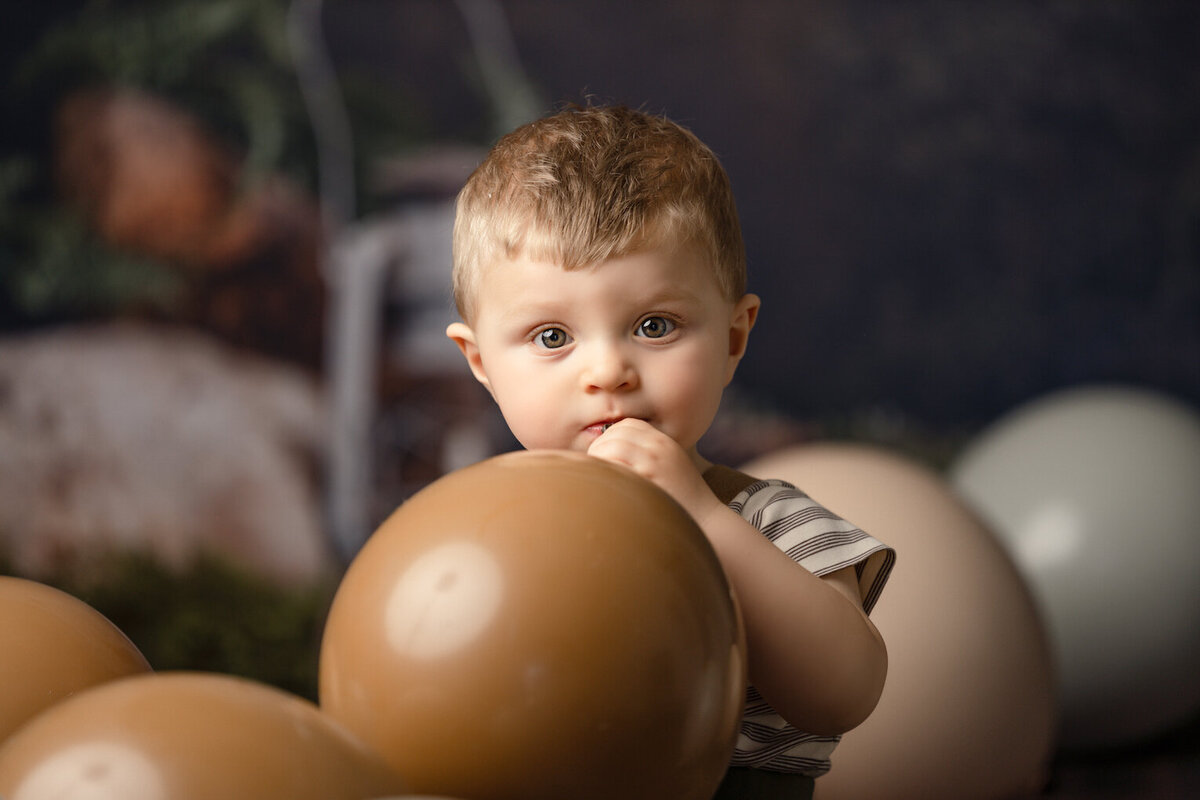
472,244,725,315
481,239,712,283
459,229,733,324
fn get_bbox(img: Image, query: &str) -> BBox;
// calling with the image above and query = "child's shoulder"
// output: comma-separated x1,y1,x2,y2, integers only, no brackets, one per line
703,463,770,504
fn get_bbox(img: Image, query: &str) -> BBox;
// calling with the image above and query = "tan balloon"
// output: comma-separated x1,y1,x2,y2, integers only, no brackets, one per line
320,450,745,800
0,577,152,744
0,672,408,800
741,443,1057,800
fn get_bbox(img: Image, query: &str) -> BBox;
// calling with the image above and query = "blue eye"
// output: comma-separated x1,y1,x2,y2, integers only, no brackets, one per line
636,316,675,339
537,327,571,349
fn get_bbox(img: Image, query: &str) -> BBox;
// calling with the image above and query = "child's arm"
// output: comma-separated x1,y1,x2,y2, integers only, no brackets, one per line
590,420,887,735
699,504,887,735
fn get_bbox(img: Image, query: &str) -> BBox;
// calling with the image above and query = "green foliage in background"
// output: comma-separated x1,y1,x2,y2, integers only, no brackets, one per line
5,552,339,703
17,0,316,183
0,176,186,324
1,0,424,329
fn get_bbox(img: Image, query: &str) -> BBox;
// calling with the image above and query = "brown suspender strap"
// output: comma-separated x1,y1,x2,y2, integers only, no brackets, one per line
703,464,760,506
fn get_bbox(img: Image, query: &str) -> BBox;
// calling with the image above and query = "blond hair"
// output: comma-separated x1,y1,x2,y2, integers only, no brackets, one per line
452,105,746,322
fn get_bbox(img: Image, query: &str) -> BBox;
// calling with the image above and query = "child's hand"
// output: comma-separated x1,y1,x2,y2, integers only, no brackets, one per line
586,419,723,526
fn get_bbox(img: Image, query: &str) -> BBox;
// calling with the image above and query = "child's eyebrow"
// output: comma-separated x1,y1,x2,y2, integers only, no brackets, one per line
496,296,562,316
639,284,708,308
489,299,566,328
653,284,706,302
487,282,708,327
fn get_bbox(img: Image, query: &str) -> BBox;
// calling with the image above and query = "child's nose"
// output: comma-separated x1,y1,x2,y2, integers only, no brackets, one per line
581,343,638,392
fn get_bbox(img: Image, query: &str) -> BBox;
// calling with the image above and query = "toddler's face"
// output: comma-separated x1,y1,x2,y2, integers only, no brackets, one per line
451,242,756,457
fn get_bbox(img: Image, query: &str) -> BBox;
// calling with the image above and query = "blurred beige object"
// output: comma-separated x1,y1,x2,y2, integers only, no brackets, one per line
742,442,1056,800
0,323,332,584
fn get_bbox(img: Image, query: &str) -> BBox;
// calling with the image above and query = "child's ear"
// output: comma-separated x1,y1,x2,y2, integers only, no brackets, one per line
729,293,760,357
724,293,760,383
446,322,494,395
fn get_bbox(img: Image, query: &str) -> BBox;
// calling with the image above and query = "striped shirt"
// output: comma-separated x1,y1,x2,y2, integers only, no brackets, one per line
711,469,895,776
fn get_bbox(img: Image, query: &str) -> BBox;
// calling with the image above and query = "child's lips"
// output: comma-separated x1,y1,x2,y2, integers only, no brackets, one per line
585,417,645,436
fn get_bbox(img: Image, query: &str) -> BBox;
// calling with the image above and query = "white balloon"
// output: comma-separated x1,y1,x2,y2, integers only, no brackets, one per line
950,385,1200,750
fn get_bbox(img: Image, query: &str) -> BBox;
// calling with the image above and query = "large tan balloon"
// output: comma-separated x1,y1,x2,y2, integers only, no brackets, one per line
0,672,407,800
742,443,1056,800
320,450,745,800
0,576,152,744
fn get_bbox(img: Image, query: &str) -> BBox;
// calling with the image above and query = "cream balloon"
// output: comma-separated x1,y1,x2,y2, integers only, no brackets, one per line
950,385,1200,749
742,443,1056,800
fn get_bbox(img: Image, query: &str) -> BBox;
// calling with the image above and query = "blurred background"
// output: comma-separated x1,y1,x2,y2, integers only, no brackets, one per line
1,1,1198,797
